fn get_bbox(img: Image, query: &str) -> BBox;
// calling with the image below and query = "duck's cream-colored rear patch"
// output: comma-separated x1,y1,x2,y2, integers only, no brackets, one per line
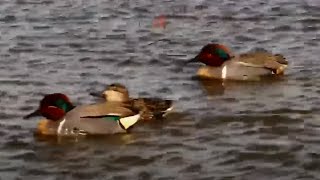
276,65,287,75
119,114,140,129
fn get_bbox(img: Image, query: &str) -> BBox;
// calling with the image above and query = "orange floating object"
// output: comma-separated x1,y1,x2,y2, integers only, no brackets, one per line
152,15,167,29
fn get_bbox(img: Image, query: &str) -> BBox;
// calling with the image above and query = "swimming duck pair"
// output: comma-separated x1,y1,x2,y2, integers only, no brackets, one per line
24,83,173,136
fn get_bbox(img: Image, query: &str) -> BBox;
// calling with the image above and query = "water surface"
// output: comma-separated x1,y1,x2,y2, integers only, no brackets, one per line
0,0,318,179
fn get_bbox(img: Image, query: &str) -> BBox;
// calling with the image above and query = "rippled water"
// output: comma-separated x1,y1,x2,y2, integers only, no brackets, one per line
0,0,319,179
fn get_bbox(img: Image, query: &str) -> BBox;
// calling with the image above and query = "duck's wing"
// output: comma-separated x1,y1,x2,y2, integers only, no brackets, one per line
69,116,125,135
236,52,288,74
59,103,139,135
76,113,140,134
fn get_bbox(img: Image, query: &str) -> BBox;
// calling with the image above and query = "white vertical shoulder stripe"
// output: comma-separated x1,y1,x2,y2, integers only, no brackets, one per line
57,118,66,135
222,65,227,79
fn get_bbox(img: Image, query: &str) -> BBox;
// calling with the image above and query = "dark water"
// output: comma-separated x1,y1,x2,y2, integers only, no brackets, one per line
0,0,319,179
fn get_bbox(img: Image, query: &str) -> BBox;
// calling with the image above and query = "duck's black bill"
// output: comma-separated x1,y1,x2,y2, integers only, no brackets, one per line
186,55,199,64
23,109,41,119
89,92,103,98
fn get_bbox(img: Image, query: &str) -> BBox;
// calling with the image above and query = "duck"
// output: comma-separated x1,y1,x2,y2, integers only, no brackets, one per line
188,43,288,81
23,93,140,136
90,83,173,121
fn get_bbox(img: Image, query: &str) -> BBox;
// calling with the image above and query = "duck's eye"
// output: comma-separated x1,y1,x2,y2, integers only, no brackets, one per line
206,53,212,58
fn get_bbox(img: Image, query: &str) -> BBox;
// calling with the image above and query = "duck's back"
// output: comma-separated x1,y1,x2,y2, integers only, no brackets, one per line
236,52,288,73
71,102,136,117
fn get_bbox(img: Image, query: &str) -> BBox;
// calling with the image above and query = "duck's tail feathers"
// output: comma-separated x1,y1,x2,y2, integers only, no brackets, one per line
264,55,288,75
119,114,140,130
274,54,288,65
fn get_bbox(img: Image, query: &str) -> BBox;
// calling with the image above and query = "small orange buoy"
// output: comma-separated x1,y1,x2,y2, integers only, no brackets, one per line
152,15,167,29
